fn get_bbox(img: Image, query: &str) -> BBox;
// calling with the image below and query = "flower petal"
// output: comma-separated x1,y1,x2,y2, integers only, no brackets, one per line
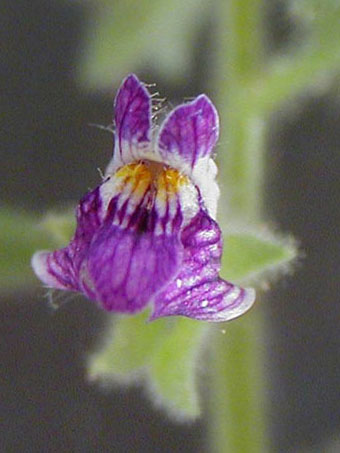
107,73,152,172
152,278,255,322
85,224,183,313
31,247,79,292
31,185,106,293
151,210,255,322
157,95,219,171
75,186,104,240
83,164,186,312
191,156,219,219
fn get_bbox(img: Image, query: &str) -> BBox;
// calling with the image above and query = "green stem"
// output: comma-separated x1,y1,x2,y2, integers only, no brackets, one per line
215,0,264,220
209,0,268,452
209,309,267,453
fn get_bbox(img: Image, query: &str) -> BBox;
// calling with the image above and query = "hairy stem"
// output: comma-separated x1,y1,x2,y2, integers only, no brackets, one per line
215,0,264,220
209,0,268,452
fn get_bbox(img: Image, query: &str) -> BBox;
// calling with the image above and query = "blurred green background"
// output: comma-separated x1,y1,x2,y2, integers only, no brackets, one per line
1,0,340,452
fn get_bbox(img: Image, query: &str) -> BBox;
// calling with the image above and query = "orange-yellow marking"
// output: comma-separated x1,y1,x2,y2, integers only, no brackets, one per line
115,162,152,196
156,168,189,201
115,162,188,201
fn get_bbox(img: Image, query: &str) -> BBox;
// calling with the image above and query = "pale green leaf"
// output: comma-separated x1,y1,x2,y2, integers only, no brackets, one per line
0,208,75,291
87,310,208,419
40,210,75,247
88,310,169,378
0,209,53,289
148,319,207,418
221,230,297,284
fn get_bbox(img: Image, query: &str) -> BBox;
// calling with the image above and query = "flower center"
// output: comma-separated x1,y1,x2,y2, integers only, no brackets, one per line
114,161,188,199
104,161,192,234
100,160,199,235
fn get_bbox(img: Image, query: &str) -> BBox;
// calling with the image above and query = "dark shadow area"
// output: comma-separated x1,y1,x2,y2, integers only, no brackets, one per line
0,294,203,452
267,96,340,452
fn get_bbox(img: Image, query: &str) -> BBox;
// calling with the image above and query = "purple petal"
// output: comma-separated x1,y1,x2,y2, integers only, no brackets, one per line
32,245,79,292
81,165,186,312
31,186,105,292
114,73,152,164
75,186,103,242
152,278,255,322
32,160,189,313
151,210,255,322
158,95,219,169
85,224,183,313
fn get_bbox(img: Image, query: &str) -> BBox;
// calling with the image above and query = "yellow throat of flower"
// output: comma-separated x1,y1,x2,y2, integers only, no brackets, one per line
115,161,189,200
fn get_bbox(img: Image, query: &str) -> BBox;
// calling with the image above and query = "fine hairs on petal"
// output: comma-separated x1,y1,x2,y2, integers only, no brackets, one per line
45,289,80,312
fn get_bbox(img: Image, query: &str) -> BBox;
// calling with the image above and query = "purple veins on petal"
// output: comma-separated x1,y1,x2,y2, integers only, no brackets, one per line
32,187,104,293
114,73,152,162
158,94,219,169
152,278,255,323
151,210,255,322
32,73,256,322
32,249,78,292
75,187,103,241
86,226,183,313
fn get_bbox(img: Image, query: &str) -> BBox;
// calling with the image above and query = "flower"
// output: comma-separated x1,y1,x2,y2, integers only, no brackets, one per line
32,74,255,322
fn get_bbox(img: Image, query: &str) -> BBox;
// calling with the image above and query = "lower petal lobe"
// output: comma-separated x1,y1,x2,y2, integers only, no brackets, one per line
152,210,255,322
31,187,104,293
85,222,183,313
32,248,79,292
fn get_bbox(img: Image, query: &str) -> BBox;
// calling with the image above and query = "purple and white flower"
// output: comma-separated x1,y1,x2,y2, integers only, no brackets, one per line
32,74,255,322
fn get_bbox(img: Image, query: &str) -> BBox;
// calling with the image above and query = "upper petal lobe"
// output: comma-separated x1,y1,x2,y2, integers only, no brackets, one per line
158,95,219,170
112,74,152,167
